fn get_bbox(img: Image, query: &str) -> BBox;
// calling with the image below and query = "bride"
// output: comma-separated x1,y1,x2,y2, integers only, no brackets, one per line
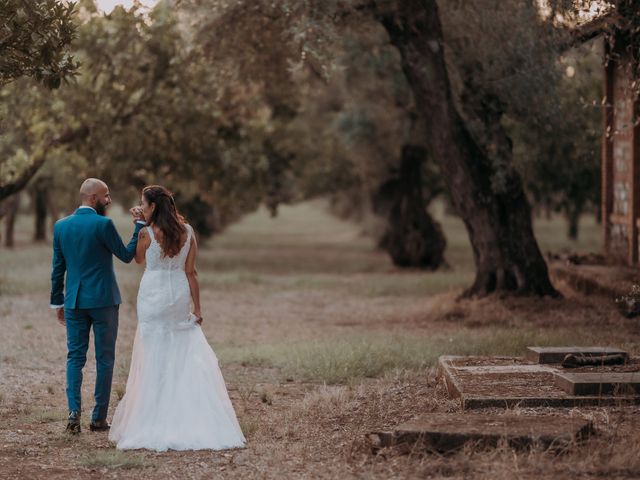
109,185,246,451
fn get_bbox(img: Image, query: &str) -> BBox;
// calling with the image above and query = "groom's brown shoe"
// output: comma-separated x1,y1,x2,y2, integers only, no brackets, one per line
66,411,81,434
89,419,110,432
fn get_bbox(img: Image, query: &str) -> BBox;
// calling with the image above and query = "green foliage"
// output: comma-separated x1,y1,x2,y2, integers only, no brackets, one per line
513,43,602,238
0,0,78,88
292,12,413,196
0,0,614,245
3,2,270,229
441,0,565,124
0,1,79,199
439,0,602,238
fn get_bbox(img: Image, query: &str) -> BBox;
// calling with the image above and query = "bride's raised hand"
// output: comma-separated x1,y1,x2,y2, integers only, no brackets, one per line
129,206,145,223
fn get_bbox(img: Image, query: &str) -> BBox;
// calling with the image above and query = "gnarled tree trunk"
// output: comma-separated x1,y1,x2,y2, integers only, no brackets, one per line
373,145,446,269
566,204,582,241
3,193,20,248
32,178,49,242
49,198,60,235
378,0,557,297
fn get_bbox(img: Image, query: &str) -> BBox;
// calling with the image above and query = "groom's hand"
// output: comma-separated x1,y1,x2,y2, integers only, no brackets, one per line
55,307,65,326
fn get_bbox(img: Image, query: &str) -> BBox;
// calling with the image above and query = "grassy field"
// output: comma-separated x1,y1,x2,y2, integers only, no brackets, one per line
1,200,638,479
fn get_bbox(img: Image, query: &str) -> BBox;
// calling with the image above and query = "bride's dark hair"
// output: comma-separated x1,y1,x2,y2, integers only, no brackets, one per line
142,185,186,258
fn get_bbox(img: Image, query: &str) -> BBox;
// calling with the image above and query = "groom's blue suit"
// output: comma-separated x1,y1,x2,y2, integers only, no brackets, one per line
51,207,143,422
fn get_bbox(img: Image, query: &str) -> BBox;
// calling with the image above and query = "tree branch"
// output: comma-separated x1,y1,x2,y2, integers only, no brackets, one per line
0,125,89,202
560,11,623,51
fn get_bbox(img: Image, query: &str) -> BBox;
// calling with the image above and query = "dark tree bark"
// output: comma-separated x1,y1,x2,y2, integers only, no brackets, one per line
32,179,48,242
49,197,60,234
3,193,20,248
263,139,295,218
568,216,579,240
566,205,582,241
377,0,558,297
373,145,446,269
178,195,218,239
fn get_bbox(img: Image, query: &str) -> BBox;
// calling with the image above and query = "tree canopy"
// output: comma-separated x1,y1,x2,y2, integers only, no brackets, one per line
0,0,78,200
1,0,629,294
0,0,78,88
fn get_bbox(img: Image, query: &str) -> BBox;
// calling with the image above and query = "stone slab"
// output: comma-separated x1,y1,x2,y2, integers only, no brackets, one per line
454,365,555,374
554,372,640,396
439,355,466,400
549,261,636,300
438,355,640,410
460,396,640,409
368,414,593,453
526,347,628,364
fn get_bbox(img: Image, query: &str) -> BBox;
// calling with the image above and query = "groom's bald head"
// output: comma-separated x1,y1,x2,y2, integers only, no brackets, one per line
80,178,107,198
80,178,111,215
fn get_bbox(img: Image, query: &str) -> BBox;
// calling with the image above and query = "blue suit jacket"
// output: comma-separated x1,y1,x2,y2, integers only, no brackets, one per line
50,208,143,309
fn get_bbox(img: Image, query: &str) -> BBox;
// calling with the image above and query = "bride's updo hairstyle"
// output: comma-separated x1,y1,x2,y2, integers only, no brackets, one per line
142,185,186,258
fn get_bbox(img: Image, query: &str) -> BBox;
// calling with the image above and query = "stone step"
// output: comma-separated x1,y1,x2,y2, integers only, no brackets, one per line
554,372,640,396
368,414,593,453
438,355,640,409
526,346,628,364
454,364,555,374
549,262,635,300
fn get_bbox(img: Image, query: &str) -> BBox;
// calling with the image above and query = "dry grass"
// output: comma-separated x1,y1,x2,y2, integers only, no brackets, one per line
78,450,148,469
0,201,638,479
216,328,590,384
26,408,67,424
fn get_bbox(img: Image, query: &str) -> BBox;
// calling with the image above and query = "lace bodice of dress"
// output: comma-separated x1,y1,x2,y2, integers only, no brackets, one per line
145,224,192,271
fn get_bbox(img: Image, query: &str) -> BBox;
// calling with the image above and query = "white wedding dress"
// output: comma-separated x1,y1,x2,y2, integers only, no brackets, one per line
109,224,246,452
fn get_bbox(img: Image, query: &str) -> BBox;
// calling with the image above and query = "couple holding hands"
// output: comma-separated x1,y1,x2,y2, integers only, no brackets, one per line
50,178,245,452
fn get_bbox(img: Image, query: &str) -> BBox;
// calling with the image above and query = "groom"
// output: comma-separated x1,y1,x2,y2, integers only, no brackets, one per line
50,178,144,434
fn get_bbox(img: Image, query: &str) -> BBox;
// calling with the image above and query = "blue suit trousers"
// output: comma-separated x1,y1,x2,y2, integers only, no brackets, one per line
65,305,119,422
